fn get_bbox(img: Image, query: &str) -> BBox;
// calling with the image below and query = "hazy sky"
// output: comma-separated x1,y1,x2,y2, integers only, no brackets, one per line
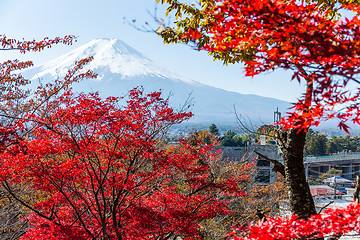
0,0,304,102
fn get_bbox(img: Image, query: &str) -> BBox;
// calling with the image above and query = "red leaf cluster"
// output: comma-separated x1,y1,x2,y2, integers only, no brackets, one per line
0,35,93,120
231,202,360,240
185,0,360,131
0,35,76,53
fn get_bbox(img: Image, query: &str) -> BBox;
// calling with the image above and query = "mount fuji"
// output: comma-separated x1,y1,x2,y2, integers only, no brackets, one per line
24,38,290,126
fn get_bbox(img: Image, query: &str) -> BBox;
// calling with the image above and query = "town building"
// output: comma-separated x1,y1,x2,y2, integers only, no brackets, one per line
216,144,279,185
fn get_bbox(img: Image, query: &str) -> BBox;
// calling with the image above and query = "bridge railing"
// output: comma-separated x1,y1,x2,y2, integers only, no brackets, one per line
304,153,360,163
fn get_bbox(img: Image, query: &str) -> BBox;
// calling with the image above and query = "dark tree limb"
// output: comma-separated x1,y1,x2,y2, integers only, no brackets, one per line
253,150,285,178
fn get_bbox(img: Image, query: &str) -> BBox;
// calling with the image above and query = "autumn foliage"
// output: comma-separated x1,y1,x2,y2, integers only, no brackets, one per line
178,0,360,132
0,87,249,239
0,35,78,103
5,0,360,234
230,202,360,240
0,35,99,238
0,35,96,134
0,34,253,239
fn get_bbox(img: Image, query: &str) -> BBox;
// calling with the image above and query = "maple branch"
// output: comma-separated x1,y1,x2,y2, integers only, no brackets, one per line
253,150,285,177
44,176,96,238
345,75,360,85
317,201,333,214
231,51,328,71
0,35,76,54
191,195,213,215
296,65,313,110
124,3,171,33
83,160,106,224
1,180,55,222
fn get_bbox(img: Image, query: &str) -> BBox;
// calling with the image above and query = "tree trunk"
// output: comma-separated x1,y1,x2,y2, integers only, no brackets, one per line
278,129,317,218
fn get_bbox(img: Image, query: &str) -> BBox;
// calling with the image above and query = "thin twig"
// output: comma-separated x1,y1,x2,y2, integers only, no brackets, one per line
317,201,333,214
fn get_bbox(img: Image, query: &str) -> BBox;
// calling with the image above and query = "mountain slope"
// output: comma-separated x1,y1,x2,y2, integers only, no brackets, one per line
25,38,290,125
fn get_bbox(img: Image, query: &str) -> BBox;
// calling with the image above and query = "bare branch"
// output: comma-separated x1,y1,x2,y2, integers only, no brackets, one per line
234,106,258,134
317,201,333,214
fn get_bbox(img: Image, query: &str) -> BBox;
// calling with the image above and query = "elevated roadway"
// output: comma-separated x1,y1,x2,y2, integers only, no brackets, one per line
304,153,360,181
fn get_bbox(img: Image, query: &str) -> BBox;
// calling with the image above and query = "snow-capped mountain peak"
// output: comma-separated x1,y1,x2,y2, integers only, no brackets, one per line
31,38,194,83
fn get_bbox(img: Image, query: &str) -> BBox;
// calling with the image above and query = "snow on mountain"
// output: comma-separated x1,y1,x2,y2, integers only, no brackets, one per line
30,38,194,84
25,38,290,126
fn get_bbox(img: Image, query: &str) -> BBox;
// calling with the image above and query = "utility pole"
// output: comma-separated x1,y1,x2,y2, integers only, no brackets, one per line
274,107,281,124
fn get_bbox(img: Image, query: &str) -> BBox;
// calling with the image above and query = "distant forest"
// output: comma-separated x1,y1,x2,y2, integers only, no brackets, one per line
180,124,360,157
303,129,360,156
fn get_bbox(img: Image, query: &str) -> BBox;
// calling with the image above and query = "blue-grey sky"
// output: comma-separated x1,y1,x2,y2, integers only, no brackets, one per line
0,0,304,102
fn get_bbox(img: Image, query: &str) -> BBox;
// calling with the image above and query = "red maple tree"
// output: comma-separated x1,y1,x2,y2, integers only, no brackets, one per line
0,35,98,238
0,88,248,239
155,0,360,237
199,0,360,238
